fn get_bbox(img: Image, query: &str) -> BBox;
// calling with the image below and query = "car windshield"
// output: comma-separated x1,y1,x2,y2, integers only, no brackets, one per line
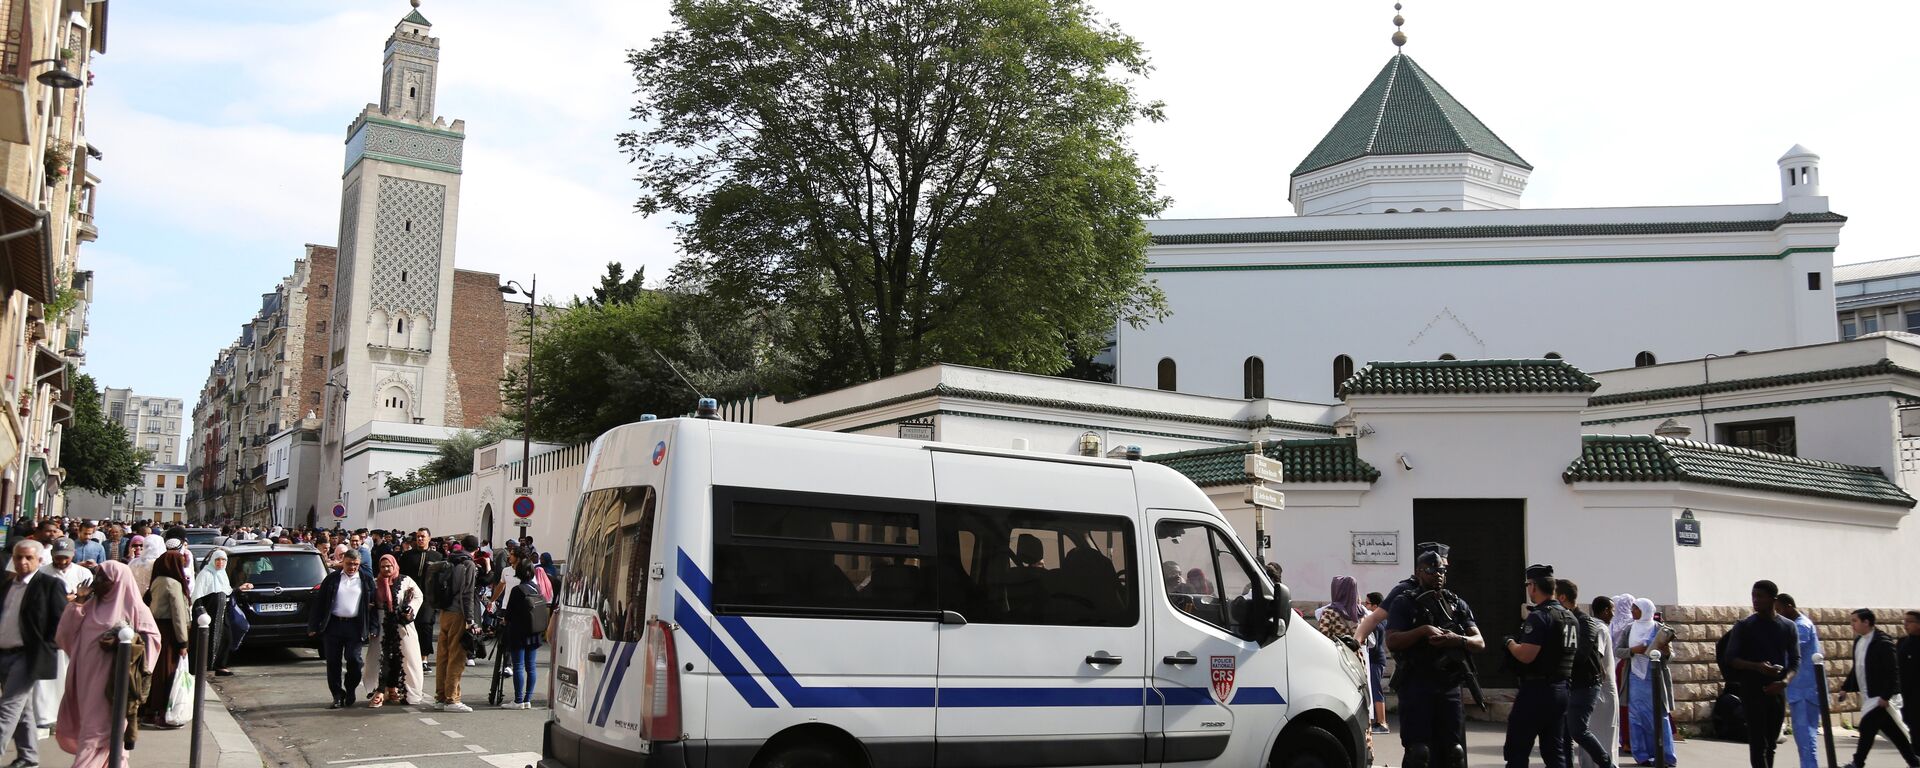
230,552,325,588
185,530,222,545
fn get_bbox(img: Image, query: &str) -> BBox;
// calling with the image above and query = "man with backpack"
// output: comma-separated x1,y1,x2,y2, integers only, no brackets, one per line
1558,580,1618,768
432,535,484,713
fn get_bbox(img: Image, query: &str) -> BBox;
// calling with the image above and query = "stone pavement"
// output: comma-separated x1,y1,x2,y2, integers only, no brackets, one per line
2,684,262,768
1372,719,1885,768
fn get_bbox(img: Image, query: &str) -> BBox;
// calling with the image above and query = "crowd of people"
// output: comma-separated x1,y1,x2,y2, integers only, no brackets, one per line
1301,543,1920,768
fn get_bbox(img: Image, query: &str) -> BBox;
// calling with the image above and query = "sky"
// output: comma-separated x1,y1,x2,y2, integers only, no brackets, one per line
80,1,1920,412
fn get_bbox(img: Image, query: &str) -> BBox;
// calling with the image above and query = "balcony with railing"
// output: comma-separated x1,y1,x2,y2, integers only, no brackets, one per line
0,0,34,144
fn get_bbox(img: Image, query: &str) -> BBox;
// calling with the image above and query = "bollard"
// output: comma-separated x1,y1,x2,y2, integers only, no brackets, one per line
189,608,211,768
109,625,134,768
1650,649,1670,768
1813,653,1837,768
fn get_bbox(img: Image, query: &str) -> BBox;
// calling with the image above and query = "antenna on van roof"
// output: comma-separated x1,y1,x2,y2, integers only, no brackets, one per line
651,348,706,400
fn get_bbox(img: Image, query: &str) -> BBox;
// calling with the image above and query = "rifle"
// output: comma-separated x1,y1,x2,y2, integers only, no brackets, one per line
1418,588,1489,712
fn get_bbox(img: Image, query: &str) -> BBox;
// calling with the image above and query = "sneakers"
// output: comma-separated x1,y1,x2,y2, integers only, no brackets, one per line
430,700,446,711
1369,723,1390,734
444,701,473,713
499,701,520,710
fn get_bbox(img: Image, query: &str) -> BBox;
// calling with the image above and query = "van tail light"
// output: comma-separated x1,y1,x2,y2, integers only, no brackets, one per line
590,615,604,640
639,619,681,742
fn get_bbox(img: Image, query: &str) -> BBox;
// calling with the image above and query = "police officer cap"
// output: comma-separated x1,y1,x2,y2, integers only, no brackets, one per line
1525,563,1554,580
1415,541,1449,558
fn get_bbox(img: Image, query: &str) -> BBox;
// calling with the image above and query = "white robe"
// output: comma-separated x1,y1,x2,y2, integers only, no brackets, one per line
1579,615,1620,768
361,576,427,705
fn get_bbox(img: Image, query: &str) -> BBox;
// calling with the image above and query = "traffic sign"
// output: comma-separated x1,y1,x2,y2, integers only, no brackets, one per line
513,495,536,519
1243,454,1284,484
331,502,347,519
1244,485,1285,510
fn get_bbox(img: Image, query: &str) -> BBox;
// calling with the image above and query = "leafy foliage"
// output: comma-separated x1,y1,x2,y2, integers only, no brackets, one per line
622,0,1168,394
60,370,147,496
585,262,647,308
384,419,517,496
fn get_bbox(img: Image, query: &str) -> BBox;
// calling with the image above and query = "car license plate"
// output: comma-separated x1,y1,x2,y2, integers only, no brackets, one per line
256,602,299,613
557,666,579,709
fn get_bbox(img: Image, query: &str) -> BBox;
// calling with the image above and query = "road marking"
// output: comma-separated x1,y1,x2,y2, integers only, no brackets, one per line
467,745,490,753
480,753,542,768
324,752,472,764
341,763,417,768
440,730,464,739
418,717,439,725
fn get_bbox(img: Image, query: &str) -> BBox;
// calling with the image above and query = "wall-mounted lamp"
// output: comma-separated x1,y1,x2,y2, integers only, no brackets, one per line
30,59,82,90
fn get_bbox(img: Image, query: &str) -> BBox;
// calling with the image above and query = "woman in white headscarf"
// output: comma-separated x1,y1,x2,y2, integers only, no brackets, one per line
1624,598,1677,766
127,534,165,595
191,549,251,676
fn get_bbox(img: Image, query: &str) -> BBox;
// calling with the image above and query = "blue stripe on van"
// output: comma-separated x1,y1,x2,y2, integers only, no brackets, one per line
674,548,1286,710
585,641,622,719
592,641,640,727
676,549,712,608
674,592,779,709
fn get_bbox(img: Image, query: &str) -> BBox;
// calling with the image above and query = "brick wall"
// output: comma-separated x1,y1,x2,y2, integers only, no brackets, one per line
290,245,337,423
1660,604,1908,727
449,269,512,428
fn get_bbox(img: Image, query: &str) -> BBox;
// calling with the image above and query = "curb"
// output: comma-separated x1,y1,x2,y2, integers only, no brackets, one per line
201,687,266,768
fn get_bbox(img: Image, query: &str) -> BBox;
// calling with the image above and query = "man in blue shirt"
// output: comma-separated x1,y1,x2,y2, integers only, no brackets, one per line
1775,594,1822,768
1725,580,1800,768
70,522,105,566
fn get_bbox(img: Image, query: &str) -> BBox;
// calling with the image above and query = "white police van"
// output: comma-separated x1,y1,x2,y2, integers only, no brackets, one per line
543,417,1368,768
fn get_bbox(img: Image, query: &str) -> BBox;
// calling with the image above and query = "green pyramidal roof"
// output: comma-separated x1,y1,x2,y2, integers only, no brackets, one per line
404,9,431,25
1292,53,1529,177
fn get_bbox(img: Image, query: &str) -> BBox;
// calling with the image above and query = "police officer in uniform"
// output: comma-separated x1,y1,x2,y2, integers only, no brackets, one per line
1504,563,1581,768
1387,545,1484,768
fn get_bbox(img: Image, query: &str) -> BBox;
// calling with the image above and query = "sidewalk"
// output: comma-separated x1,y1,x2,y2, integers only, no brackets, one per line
1374,719,1878,768
4,684,262,768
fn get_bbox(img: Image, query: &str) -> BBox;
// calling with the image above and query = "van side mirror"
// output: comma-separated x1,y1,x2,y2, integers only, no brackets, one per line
1267,581,1292,642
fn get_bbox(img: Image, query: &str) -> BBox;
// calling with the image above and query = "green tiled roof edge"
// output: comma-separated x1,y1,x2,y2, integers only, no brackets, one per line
1146,438,1381,486
1291,54,1529,177
778,384,1337,435
1339,359,1601,398
1150,214,1846,248
1588,360,1920,406
1562,435,1914,508
1581,391,1920,427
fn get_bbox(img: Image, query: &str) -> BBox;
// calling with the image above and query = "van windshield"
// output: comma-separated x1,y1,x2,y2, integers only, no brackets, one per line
563,486,657,643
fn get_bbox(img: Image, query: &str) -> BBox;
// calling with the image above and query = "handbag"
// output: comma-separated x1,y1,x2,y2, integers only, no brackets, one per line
227,599,251,652
463,625,489,660
163,664,195,726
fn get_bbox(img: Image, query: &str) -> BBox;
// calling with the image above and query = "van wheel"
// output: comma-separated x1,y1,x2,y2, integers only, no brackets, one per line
756,742,862,768
1274,725,1347,768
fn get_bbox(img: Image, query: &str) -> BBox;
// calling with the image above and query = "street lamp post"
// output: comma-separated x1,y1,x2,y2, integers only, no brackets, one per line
500,277,536,487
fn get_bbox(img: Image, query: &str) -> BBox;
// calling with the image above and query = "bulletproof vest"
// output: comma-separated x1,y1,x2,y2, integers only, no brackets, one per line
1523,602,1579,681
1392,588,1474,686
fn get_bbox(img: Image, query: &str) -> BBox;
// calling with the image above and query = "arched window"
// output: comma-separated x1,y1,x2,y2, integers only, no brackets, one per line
396,318,406,334
1438,353,1457,361
1635,351,1657,367
1243,357,1265,399
1156,358,1177,391
1333,355,1354,397
1544,352,1562,359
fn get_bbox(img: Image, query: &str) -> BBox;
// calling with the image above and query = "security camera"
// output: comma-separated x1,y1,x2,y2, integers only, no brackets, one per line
1397,453,1413,471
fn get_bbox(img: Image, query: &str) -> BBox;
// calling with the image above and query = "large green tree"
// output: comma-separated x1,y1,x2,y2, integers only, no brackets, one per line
60,370,146,496
622,0,1168,394
384,419,517,496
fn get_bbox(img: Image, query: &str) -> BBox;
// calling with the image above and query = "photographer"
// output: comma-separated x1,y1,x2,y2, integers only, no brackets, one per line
1386,545,1484,768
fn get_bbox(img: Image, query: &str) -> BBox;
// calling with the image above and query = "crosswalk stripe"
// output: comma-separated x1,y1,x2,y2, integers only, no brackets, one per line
479,752,542,768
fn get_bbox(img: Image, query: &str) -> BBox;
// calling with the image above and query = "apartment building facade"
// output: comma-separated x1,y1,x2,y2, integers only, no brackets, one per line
102,388,183,463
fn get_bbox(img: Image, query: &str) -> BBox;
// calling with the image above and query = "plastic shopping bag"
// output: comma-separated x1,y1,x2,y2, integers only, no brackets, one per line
164,664,195,727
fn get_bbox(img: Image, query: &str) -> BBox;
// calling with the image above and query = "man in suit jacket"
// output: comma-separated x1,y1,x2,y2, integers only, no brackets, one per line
309,549,376,709
1842,609,1920,768
1902,611,1920,752
0,539,66,767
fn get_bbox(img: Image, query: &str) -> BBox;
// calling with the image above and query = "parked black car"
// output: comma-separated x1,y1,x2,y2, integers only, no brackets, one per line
225,543,328,649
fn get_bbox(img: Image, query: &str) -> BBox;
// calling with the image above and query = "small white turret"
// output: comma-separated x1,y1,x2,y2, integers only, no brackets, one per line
1779,144,1821,199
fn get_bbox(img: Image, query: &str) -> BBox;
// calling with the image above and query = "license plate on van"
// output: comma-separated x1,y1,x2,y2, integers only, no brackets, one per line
256,602,299,613
557,666,578,709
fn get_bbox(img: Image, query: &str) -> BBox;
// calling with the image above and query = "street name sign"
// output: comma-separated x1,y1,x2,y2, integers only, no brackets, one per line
1243,455,1284,484
1244,485,1285,510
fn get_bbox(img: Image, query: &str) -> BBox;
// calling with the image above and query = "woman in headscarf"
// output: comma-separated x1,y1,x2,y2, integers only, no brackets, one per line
56,561,161,768
538,552,559,583
190,549,248,677
1314,575,1369,711
362,554,425,707
1624,597,1677,766
1611,593,1637,753
137,550,192,730
126,534,163,595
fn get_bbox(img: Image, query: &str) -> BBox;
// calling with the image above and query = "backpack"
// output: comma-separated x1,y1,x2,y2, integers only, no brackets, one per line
1571,615,1607,687
432,561,458,612
521,582,551,631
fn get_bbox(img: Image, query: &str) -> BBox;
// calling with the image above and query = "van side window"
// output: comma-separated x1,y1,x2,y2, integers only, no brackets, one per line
712,487,935,616
1155,520,1259,638
937,505,1137,628
563,486,658,643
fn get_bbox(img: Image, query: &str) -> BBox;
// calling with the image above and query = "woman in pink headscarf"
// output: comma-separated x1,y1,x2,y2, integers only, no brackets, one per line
56,560,162,768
